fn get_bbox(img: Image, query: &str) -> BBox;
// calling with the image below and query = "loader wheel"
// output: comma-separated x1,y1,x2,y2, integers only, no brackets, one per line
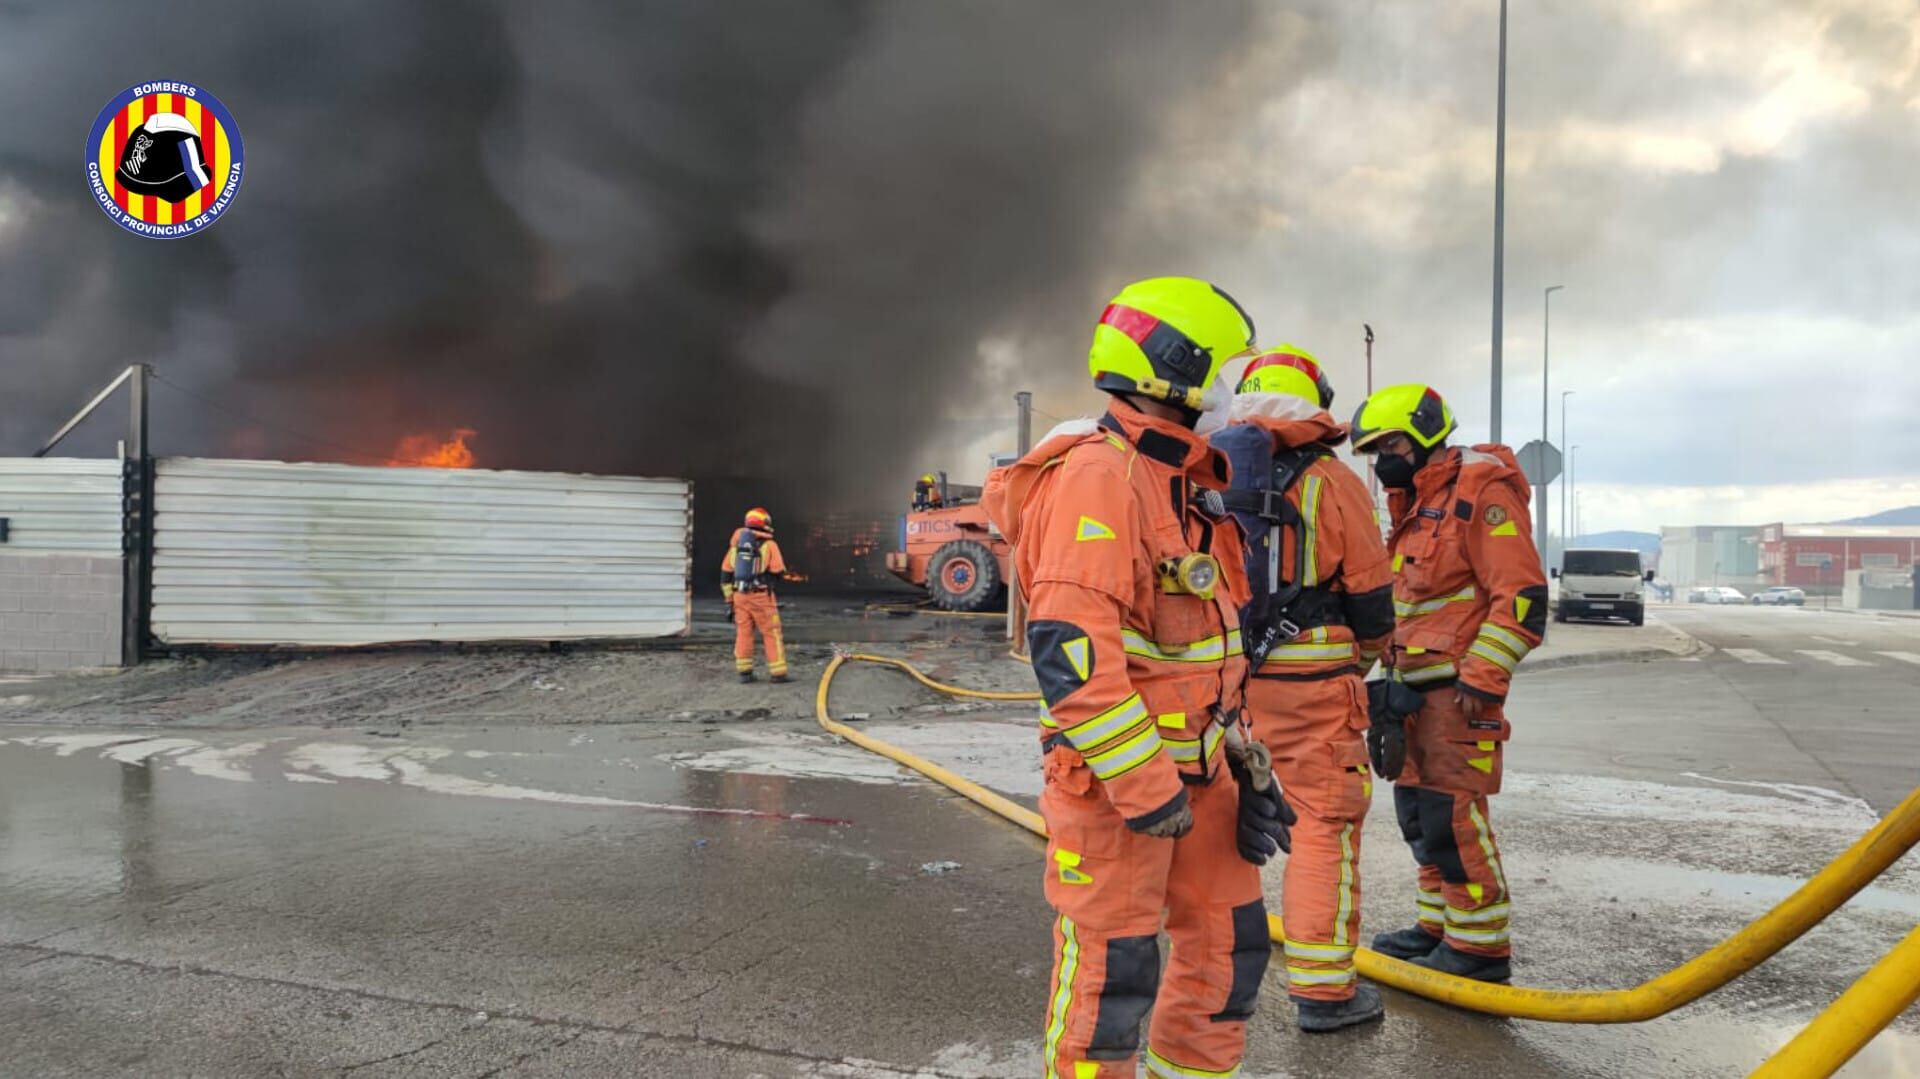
929,540,1003,612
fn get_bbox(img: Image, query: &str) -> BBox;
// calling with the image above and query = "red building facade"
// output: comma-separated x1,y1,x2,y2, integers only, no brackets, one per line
1757,524,1920,588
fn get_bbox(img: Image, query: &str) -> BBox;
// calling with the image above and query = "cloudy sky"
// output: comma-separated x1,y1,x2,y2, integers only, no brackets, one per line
3,0,1915,537
990,0,1920,534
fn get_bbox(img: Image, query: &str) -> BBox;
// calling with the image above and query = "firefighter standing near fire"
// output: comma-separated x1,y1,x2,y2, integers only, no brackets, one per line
913,473,945,510
1207,346,1396,1030
1349,384,1548,983
983,276,1293,1079
721,508,789,684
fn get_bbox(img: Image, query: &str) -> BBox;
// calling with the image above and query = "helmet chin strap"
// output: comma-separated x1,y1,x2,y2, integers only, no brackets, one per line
1093,372,1207,414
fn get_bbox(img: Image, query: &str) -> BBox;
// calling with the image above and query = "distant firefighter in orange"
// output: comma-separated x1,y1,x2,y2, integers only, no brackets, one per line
722,507,789,683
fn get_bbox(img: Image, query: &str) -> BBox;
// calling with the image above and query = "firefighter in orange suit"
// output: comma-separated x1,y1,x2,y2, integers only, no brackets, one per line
983,277,1293,1079
1349,384,1547,983
721,508,789,684
1208,347,1395,1030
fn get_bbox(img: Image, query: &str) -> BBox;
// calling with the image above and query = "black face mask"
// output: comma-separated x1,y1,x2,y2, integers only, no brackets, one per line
1373,452,1418,490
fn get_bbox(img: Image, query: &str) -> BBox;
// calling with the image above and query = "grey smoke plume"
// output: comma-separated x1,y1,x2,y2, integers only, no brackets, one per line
0,0,1259,541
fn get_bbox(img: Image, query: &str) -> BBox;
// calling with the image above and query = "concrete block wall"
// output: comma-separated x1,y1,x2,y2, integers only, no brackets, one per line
0,551,123,673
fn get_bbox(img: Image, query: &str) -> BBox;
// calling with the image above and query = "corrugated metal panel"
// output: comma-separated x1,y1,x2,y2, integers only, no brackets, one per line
0,457,123,553
151,457,691,645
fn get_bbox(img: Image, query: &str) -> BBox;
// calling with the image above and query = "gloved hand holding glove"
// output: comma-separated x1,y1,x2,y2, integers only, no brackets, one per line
1139,802,1195,839
1365,679,1425,781
1226,738,1296,865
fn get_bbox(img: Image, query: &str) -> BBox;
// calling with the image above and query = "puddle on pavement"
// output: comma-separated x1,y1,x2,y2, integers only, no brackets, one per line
1530,853,1920,919
0,730,854,826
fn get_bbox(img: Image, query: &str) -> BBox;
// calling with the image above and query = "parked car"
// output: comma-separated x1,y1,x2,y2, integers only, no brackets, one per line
1687,587,1711,604
1709,586,1747,604
1751,586,1807,606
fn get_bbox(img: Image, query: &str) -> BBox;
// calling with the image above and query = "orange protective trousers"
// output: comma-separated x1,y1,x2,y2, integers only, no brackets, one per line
1245,674,1372,1000
1395,687,1511,958
730,591,786,677
1042,769,1266,1079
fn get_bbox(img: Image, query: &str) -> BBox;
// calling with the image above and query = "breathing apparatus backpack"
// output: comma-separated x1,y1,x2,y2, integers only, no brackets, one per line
732,529,767,591
1208,425,1334,668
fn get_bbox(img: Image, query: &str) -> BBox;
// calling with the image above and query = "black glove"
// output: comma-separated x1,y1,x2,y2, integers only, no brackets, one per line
1227,745,1297,865
1365,680,1424,781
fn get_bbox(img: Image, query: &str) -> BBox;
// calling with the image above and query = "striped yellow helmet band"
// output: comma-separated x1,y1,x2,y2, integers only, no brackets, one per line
1236,345,1335,408
1088,276,1256,411
1351,383,1456,451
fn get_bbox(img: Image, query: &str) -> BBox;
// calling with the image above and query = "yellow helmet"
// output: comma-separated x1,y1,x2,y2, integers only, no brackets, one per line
1089,276,1255,411
1350,383,1456,451
919,473,936,485
1236,345,1335,407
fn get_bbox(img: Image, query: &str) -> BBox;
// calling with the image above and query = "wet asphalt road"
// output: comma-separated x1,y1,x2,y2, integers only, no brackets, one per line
2,606,1918,1077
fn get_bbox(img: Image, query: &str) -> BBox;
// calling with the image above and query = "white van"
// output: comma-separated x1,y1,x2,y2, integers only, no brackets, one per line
1553,548,1654,626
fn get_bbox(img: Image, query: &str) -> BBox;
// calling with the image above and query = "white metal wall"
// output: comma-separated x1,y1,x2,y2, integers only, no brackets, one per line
0,457,123,553
151,458,691,645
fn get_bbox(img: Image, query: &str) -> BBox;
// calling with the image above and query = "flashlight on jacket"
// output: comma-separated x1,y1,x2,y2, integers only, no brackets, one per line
1157,553,1221,601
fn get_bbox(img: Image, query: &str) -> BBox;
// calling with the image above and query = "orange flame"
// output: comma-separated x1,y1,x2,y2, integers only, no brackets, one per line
387,428,478,468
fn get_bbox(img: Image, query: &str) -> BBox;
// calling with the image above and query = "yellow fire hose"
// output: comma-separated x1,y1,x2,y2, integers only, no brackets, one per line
815,651,1920,1064
1752,923,1920,1077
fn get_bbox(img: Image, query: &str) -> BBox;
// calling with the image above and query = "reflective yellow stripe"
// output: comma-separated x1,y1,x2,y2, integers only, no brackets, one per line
1467,640,1520,673
1445,923,1512,945
1286,965,1358,986
1163,722,1226,765
1146,1049,1242,1079
1284,938,1356,961
1394,585,1477,618
1301,474,1324,587
1261,640,1358,665
1060,694,1149,752
1044,915,1079,1079
1395,661,1458,685
1469,801,1510,894
1418,909,1446,926
1334,822,1356,946
1121,627,1243,662
1085,727,1162,780
1447,901,1512,925
1476,623,1532,658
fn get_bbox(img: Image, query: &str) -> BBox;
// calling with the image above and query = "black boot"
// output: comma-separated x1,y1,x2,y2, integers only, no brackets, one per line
1410,941,1511,983
1294,984,1385,1033
770,673,792,684
1370,926,1441,960
738,671,755,684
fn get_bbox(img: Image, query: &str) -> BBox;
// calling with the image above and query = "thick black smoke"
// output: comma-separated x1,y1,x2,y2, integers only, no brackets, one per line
0,0,1259,569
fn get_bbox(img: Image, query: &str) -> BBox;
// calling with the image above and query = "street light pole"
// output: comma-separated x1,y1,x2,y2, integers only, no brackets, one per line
1538,285,1563,567
1570,444,1582,542
1365,324,1377,503
1489,0,1509,442
1560,390,1575,554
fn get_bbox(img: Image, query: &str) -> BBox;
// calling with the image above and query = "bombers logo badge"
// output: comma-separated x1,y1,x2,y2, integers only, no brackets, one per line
86,80,243,238
1483,504,1510,526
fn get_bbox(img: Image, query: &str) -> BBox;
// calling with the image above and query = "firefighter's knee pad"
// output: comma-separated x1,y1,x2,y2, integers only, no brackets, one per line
1210,899,1270,1022
1087,934,1161,1060
1411,787,1470,883
1393,784,1424,846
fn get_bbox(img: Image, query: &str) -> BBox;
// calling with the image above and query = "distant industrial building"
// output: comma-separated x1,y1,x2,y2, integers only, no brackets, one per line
1757,523,1920,589
1657,525,1760,588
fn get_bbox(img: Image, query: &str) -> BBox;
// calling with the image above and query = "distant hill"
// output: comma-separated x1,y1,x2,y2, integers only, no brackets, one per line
1568,530,1661,556
1838,505,1920,526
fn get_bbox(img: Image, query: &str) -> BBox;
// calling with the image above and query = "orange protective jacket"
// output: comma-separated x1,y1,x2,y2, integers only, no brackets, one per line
983,399,1249,830
1232,409,1394,679
1383,445,1548,704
